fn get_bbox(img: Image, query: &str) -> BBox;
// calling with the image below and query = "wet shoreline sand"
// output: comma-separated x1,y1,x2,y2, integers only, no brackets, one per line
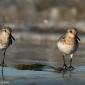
0,42,85,85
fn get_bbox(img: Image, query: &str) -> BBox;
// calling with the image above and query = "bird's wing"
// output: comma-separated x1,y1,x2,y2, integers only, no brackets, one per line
9,34,15,45
76,35,80,41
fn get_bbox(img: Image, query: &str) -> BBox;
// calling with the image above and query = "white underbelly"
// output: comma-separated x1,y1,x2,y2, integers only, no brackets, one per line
0,44,6,50
57,42,76,54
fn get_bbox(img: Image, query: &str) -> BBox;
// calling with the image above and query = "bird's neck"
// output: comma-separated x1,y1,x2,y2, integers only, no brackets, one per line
65,33,75,44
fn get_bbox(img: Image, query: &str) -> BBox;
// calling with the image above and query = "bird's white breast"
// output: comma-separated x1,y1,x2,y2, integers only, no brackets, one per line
57,42,76,54
0,44,6,50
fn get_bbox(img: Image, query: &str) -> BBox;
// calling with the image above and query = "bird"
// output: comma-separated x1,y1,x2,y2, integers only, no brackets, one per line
0,26,15,67
57,27,80,70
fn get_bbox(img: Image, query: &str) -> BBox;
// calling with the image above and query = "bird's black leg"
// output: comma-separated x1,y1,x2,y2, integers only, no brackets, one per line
62,55,68,70
69,58,72,68
1,49,6,83
2,49,6,67
69,54,74,70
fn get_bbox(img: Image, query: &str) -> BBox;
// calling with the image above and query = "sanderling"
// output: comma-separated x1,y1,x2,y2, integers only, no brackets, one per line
0,26,15,67
57,27,80,70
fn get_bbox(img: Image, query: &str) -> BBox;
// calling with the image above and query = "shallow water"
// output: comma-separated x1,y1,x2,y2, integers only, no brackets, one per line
0,66,85,85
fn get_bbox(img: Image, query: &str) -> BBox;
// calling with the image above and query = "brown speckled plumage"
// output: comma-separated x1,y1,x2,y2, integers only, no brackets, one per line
0,26,15,50
0,26,15,67
57,27,80,69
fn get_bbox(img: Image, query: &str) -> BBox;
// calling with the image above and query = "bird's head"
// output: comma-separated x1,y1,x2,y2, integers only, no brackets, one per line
1,26,12,34
1,26,15,41
67,27,80,41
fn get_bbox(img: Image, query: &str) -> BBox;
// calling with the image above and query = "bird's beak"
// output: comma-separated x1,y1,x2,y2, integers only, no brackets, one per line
11,34,15,41
76,35,80,41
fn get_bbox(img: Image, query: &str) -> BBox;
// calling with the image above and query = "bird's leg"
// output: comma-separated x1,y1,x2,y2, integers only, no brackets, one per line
62,55,67,70
70,58,72,68
69,54,74,69
1,50,6,82
2,50,6,67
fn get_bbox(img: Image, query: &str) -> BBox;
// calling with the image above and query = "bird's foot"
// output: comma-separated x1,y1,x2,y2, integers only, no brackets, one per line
63,64,68,70
68,65,74,71
0,63,7,67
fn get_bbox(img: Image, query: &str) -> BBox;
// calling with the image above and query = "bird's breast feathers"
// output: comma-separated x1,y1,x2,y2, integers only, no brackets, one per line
57,41,77,54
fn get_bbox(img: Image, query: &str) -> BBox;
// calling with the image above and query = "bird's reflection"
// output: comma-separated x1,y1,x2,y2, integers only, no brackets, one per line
62,70,72,80
51,65,73,80
1,65,10,85
1,65,5,84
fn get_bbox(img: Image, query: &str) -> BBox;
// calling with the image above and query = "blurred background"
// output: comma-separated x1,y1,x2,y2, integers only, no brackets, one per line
0,0,85,66
0,0,85,42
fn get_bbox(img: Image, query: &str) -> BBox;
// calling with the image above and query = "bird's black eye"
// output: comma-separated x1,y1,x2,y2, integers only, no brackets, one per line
5,30,6,32
70,30,72,33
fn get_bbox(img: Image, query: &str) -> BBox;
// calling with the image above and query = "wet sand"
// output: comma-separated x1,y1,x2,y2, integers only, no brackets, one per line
0,42,85,85
4,42,85,66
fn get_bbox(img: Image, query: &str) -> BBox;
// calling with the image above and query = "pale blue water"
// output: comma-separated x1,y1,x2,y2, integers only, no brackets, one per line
0,66,85,85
